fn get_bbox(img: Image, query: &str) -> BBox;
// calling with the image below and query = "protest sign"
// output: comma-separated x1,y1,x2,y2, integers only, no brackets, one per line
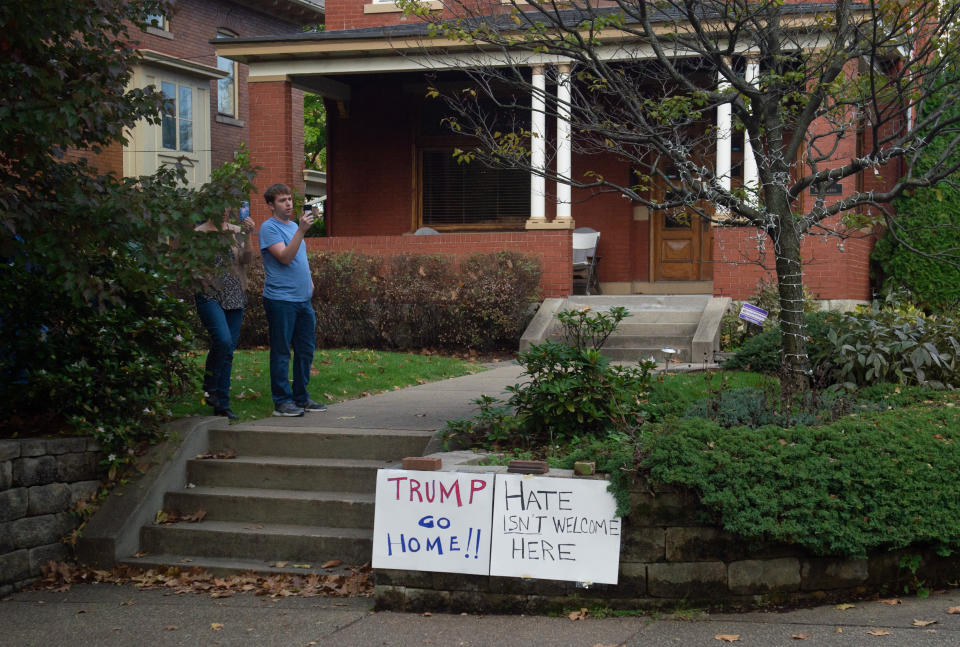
371,469,494,575
488,474,621,584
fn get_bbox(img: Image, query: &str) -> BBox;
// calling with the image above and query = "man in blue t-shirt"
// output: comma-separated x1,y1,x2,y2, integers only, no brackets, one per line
259,183,327,417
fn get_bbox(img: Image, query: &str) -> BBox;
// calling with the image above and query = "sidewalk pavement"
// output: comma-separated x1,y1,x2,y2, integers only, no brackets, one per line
4,583,960,646
9,362,960,645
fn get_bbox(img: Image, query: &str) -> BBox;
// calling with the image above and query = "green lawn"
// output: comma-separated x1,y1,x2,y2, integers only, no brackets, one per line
167,348,484,422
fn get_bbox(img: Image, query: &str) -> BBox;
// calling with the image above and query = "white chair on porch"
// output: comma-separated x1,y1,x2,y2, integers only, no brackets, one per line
572,226,601,295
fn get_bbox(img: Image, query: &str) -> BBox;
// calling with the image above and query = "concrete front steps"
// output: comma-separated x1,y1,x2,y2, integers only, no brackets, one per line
521,294,731,364
120,424,432,576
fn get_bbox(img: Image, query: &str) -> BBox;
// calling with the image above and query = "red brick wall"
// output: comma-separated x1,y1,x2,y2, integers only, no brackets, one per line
569,151,637,285
302,231,573,297
712,221,874,300
62,143,123,176
248,80,307,221
324,79,415,236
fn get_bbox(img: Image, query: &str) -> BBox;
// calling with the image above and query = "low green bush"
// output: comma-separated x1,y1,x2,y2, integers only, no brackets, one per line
723,311,835,373
376,254,459,349
443,306,656,448
643,403,960,557
812,297,960,389
720,280,819,351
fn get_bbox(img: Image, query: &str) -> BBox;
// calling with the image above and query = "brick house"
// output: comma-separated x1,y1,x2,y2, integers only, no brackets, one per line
217,2,891,302
71,0,323,188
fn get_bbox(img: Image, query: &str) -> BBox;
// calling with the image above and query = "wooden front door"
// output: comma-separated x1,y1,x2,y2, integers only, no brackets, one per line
652,179,714,281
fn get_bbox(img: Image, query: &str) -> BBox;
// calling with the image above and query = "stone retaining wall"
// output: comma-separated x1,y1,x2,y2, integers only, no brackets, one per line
375,476,960,613
0,438,103,594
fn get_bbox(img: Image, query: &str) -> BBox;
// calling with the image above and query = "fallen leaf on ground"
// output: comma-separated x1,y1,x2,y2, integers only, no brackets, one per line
422,612,432,617
195,449,237,460
866,629,891,636
292,564,311,569
211,622,224,631
166,626,179,631
835,627,843,633
836,603,856,610
321,560,342,569
792,634,810,640
119,600,135,606
714,635,740,642
912,619,937,627
948,606,960,614
569,608,588,621
879,598,901,605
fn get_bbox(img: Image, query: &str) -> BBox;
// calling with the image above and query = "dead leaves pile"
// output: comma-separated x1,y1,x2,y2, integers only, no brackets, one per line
36,561,372,598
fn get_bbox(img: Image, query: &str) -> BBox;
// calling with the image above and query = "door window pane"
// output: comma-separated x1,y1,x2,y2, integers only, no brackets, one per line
178,86,192,120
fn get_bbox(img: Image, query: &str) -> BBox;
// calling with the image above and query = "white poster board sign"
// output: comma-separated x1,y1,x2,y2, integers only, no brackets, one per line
372,469,494,575
488,474,622,584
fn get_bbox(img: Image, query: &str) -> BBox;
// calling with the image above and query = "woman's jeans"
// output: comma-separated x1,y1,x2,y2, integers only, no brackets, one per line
262,297,315,405
196,297,244,410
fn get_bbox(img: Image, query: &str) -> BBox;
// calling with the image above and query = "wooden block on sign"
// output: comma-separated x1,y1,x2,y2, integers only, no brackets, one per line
573,460,596,476
507,460,549,474
401,456,442,471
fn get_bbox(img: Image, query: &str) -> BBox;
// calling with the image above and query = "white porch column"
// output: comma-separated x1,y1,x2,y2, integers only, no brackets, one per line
715,73,732,212
743,61,759,204
529,65,547,225
555,63,573,224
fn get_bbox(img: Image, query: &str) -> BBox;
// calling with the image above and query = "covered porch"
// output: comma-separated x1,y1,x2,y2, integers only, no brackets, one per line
216,29,870,302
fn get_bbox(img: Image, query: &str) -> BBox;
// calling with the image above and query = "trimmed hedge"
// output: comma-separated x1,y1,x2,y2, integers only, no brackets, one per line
197,250,541,352
644,405,960,557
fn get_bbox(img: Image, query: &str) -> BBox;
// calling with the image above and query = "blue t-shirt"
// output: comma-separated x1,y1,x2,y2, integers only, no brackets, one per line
259,217,313,302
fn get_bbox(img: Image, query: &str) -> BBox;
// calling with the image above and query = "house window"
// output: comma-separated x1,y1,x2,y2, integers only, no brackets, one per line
161,81,193,153
145,13,167,30
216,30,238,118
420,149,529,228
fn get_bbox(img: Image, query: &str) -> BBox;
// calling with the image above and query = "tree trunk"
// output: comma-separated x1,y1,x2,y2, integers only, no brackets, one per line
771,215,812,392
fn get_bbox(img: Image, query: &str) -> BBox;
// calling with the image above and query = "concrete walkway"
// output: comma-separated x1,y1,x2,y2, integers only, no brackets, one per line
4,583,960,646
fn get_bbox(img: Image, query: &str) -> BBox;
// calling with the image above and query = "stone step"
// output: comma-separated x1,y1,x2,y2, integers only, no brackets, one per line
563,295,713,310
187,457,393,494
139,520,373,565
601,335,693,350
163,486,375,528
207,427,432,460
601,347,692,362
614,322,700,335
119,553,366,577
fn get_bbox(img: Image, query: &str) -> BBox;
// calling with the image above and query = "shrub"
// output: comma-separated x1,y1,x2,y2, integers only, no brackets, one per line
311,252,382,348
812,297,960,389
723,311,835,373
720,280,819,350
442,252,541,350
375,254,459,349
644,405,960,557
443,306,656,448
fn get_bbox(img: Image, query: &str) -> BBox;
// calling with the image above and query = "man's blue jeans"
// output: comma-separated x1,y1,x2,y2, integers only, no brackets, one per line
196,297,244,410
262,297,316,405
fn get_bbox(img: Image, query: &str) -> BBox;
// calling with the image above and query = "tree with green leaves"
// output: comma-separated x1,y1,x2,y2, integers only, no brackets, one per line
305,93,327,171
398,0,960,390
0,0,255,457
